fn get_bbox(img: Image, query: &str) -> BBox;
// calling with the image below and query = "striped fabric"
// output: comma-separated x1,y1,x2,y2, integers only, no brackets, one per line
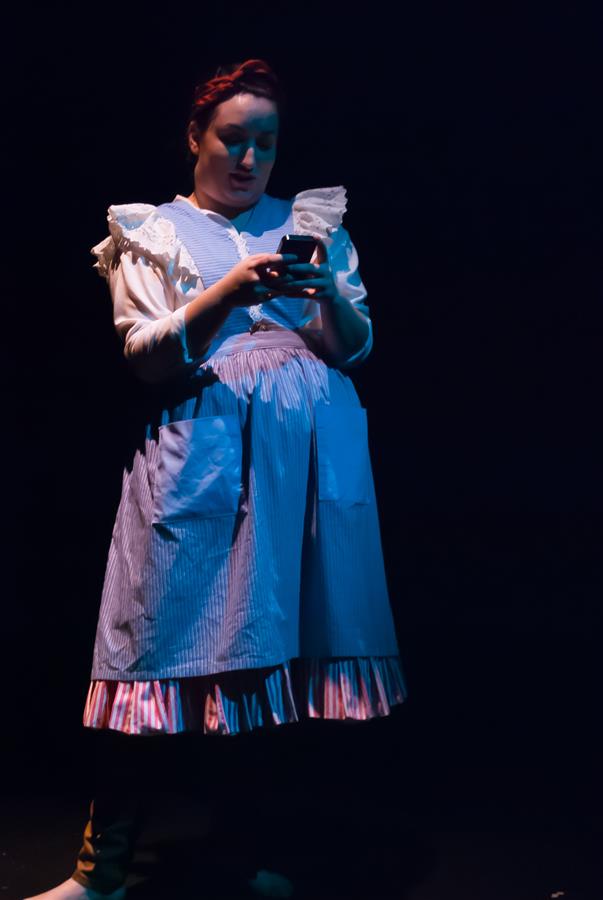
89,325,402,680
156,193,310,342
83,656,407,736
84,193,407,738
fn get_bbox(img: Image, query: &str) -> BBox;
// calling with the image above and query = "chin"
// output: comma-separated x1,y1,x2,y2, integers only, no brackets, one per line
229,190,263,208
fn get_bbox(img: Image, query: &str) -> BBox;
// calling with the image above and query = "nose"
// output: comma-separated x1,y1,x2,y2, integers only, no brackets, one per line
240,145,256,169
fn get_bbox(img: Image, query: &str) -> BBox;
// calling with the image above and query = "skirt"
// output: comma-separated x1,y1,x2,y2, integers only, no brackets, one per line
83,321,407,737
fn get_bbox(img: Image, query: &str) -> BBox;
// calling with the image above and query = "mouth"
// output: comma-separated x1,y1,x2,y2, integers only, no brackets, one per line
229,173,256,189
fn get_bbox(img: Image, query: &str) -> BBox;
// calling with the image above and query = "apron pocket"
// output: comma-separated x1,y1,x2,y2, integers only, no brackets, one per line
151,414,243,524
314,403,371,505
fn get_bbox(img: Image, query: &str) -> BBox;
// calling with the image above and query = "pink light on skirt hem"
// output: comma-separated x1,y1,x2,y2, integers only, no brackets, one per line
82,656,407,737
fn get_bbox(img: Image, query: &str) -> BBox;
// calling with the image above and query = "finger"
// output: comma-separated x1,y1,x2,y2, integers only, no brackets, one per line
261,269,286,282
255,255,297,277
259,256,298,278
286,263,323,273
267,272,295,284
272,286,318,299
257,265,282,280
265,253,298,262
279,278,323,289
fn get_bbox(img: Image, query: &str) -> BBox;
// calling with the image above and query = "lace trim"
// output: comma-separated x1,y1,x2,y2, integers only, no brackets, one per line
90,187,349,295
90,203,201,293
82,656,407,737
291,185,348,246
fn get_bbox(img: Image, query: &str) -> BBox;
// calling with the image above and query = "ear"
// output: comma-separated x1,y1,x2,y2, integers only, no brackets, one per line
187,124,200,156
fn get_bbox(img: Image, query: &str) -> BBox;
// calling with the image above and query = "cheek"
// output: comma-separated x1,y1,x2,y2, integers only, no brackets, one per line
204,144,231,165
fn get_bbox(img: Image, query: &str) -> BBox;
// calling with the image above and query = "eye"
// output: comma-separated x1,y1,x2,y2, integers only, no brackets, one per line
220,133,275,151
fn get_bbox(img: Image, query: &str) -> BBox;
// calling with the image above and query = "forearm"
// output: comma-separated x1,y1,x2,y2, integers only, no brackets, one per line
113,255,237,384
120,281,235,384
319,293,372,368
183,277,235,358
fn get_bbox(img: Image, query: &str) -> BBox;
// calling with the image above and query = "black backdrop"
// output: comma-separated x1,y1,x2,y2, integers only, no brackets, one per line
5,1,603,887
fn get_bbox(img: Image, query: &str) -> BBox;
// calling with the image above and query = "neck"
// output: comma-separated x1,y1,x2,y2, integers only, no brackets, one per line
188,187,256,221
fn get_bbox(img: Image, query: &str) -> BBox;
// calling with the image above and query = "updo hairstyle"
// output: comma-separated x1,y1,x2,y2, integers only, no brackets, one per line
185,58,287,163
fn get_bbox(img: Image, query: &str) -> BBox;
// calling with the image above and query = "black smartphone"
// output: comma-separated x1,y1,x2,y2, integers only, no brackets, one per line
264,234,318,277
277,234,317,262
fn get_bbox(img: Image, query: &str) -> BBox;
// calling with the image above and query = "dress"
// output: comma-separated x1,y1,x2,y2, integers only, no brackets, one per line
84,185,407,736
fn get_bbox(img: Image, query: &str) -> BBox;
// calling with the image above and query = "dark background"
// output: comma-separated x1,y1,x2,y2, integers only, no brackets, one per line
5,3,603,898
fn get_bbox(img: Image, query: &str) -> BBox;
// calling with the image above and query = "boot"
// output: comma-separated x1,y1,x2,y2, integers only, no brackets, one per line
70,790,146,894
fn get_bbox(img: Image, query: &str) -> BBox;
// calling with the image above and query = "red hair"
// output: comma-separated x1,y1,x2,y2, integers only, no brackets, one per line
186,59,286,160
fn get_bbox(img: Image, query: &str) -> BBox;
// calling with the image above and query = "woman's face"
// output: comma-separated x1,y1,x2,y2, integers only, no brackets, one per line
188,92,279,215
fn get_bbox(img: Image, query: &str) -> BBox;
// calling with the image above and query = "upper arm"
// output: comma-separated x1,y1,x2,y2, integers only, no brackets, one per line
107,250,203,382
109,250,176,340
330,224,370,316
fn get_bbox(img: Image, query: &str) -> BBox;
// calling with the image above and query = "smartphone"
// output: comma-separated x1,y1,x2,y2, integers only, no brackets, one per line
264,234,318,277
277,234,317,262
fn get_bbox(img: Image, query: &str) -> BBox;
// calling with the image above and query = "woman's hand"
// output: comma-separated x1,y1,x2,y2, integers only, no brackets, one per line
222,253,299,309
266,236,338,307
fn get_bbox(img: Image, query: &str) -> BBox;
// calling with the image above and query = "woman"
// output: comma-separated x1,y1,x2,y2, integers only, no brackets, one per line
25,59,407,900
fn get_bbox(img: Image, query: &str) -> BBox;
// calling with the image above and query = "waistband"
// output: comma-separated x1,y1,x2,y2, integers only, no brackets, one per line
210,322,312,358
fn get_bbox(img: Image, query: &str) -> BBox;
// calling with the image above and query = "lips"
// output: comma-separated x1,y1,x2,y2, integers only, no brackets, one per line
230,173,256,188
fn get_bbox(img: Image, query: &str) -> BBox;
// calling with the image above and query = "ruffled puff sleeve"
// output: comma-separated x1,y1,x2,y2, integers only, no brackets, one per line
90,204,207,384
292,185,373,368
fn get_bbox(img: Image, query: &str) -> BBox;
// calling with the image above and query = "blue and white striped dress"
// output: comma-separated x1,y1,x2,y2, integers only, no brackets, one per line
84,186,407,736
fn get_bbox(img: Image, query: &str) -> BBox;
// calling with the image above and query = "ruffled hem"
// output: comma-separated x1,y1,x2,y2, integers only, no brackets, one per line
291,185,348,248
90,203,201,291
82,656,407,737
